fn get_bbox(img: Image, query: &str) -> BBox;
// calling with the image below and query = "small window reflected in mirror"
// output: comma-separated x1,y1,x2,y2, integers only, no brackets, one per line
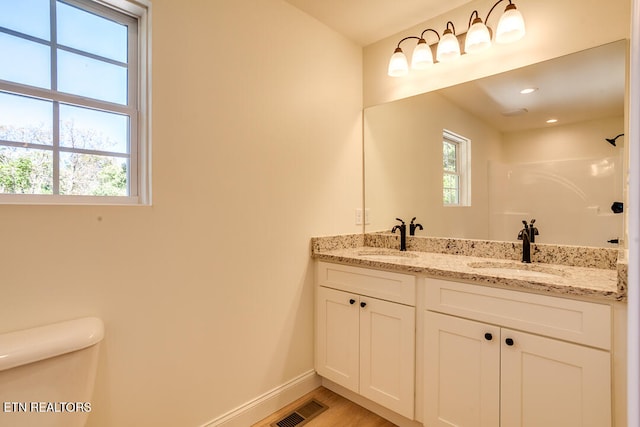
443,129,470,206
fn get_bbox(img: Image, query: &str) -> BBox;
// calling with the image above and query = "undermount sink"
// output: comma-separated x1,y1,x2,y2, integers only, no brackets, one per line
467,261,566,279
357,249,419,262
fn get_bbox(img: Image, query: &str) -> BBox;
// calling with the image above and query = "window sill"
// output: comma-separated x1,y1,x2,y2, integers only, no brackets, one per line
0,194,148,206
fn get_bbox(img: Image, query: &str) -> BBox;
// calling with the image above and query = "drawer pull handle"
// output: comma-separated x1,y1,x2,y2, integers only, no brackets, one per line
349,299,356,305
505,338,514,346
484,333,493,341
360,302,367,308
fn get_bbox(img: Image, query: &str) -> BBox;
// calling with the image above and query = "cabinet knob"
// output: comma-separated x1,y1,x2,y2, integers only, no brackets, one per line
484,333,493,341
360,301,367,308
505,338,514,346
349,299,356,305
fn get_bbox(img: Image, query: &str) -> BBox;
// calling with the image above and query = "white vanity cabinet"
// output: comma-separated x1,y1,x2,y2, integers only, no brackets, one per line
315,261,416,419
424,278,612,427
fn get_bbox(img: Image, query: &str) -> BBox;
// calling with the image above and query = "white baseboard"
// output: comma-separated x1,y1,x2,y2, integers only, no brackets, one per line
201,370,321,427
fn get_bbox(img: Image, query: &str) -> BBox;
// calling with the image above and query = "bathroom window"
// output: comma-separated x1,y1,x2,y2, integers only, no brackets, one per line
442,130,470,206
0,0,150,204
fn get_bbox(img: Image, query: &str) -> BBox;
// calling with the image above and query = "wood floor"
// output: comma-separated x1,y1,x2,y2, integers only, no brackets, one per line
252,387,397,427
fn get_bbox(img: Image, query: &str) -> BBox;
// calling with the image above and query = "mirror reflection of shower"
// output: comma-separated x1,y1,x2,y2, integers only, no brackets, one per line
488,155,623,247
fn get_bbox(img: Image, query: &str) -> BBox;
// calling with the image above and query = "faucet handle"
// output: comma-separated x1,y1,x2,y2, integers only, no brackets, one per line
396,217,405,225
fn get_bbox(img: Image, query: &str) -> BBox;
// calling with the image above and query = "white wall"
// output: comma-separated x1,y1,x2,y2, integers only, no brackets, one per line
0,1,363,426
501,117,626,164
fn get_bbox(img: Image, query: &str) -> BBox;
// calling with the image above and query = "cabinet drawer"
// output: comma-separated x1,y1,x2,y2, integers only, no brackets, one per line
425,278,611,350
317,261,415,306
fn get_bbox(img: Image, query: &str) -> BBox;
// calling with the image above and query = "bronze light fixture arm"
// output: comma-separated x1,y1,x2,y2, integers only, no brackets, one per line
394,35,421,50
468,10,482,28
444,20,456,35
484,0,514,25
420,28,440,42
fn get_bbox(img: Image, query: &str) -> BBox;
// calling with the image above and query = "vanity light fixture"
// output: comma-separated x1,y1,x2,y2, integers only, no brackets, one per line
388,0,526,77
388,29,441,76
412,29,440,69
437,22,461,62
465,11,492,54
388,40,412,77
495,1,526,43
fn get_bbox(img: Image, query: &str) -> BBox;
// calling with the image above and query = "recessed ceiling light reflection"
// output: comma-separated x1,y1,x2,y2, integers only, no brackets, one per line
546,118,558,124
520,87,538,94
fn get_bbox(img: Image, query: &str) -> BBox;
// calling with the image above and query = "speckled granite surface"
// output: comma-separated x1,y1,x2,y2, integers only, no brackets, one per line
311,233,363,252
364,233,619,269
310,234,627,301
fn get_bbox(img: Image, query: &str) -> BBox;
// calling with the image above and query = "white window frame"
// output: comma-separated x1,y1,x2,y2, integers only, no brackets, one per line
0,0,151,205
442,129,471,207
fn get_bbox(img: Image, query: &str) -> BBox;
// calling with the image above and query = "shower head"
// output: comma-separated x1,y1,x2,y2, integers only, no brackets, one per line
606,133,624,146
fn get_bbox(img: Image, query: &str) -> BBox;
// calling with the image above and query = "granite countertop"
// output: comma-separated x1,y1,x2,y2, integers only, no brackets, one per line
311,234,626,302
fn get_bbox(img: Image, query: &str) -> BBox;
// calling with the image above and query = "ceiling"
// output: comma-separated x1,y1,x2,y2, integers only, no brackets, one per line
284,0,473,46
437,40,626,132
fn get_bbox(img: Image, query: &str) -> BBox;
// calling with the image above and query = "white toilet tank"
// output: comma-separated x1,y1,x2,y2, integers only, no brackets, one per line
0,317,104,427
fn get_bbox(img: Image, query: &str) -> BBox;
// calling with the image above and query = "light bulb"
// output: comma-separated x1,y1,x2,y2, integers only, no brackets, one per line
388,47,409,77
411,39,433,69
465,18,491,54
436,29,460,62
496,3,525,44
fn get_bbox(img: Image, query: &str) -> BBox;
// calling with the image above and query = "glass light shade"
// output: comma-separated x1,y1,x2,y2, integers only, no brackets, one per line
436,30,461,62
496,4,525,44
411,39,433,69
464,19,491,54
388,48,409,76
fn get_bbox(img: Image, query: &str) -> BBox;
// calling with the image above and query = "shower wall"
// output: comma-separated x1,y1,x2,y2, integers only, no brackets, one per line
489,116,625,247
489,156,623,246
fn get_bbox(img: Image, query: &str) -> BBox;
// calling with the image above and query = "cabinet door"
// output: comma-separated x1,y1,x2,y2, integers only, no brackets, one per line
501,328,612,427
360,296,415,419
316,286,360,392
424,312,500,427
